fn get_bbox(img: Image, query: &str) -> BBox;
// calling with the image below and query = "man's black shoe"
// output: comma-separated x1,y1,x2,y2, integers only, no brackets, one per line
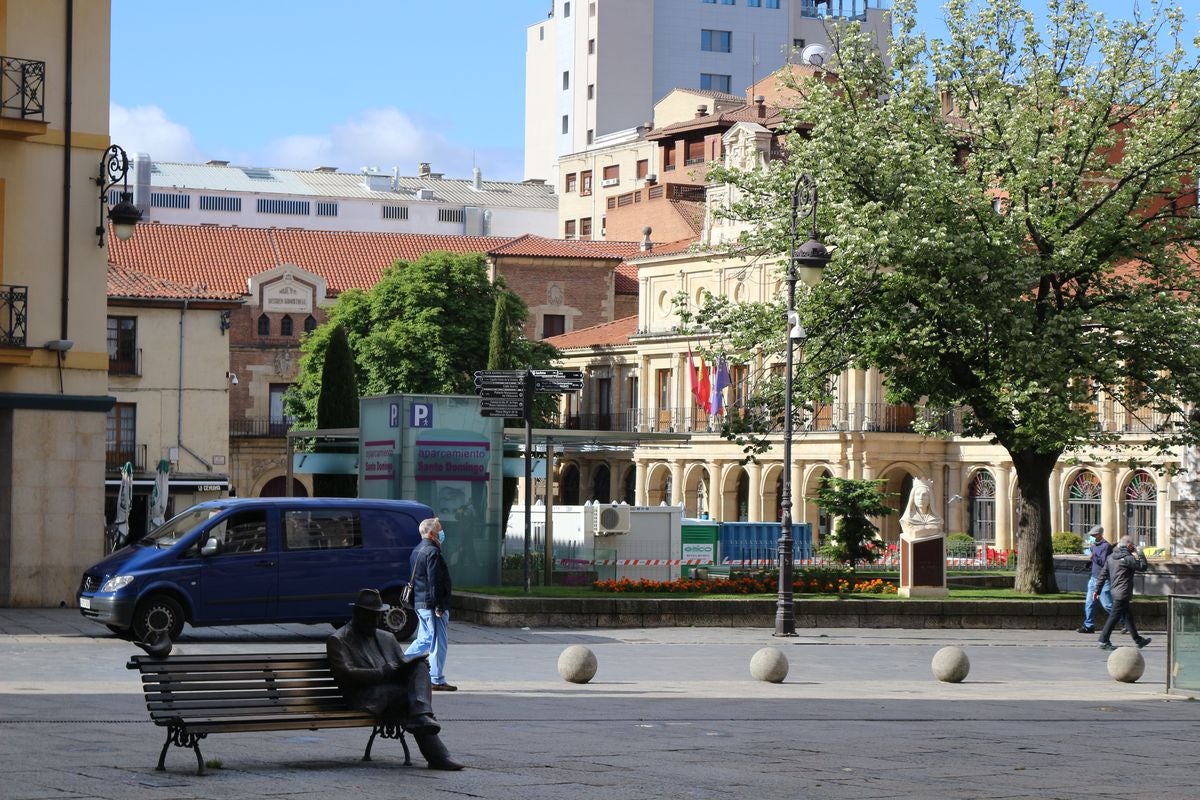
431,683,457,692
1076,626,1094,634
1136,637,1152,649
1098,641,1116,651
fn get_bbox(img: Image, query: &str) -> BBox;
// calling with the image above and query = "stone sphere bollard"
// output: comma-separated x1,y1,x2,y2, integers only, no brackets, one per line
931,646,970,683
750,646,789,683
1107,647,1145,683
557,645,598,684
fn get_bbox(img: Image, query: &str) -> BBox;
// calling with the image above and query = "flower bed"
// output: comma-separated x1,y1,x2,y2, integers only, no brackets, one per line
593,568,898,595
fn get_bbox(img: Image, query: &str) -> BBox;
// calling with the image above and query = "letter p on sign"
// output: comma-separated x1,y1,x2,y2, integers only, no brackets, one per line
410,403,432,428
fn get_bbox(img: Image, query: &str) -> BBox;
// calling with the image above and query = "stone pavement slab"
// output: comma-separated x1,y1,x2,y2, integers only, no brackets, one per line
0,609,1195,800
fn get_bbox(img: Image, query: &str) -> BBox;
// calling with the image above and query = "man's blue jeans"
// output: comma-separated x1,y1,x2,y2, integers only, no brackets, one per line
405,608,450,685
1084,575,1113,629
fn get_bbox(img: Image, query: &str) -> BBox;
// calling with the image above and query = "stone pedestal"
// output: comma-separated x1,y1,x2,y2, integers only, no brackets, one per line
899,534,948,598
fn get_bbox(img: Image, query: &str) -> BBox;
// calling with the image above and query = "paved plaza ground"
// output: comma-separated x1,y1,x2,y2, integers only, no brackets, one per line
0,608,1195,799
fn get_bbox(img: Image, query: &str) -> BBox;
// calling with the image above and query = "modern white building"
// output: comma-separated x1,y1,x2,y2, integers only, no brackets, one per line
114,158,559,238
524,0,890,182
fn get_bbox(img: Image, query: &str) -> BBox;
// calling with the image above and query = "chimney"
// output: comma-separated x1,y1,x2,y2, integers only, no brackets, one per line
417,162,431,177
755,94,766,118
472,166,483,191
640,226,653,252
314,166,338,173
695,104,708,118
133,152,152,218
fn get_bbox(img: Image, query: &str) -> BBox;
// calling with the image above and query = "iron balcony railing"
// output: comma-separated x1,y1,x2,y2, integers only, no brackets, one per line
0,284,27,346
106,443,146,472
1,56,45,120
230,416,293,438
108,348,142,377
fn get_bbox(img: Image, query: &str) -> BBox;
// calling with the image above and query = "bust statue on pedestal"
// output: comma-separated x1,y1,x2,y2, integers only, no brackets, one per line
898,478,949,597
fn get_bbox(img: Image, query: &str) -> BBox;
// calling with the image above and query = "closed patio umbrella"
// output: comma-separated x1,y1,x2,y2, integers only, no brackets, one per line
149,459,170,530
112,462,133,550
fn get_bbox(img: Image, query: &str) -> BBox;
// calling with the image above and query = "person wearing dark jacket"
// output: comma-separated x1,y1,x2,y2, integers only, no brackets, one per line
1094,536,1151,651
404,518,455,690
326,589,463,770
1078,525,1114,633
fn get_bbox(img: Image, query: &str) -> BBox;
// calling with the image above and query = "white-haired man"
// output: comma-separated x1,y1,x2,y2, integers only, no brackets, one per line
404,518,455,690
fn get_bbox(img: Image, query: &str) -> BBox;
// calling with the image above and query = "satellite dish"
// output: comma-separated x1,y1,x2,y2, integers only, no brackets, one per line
801,43,830,67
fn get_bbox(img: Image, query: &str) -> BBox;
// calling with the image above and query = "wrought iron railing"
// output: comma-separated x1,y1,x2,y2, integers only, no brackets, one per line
0,284,27,346
108,348,142,377
230,417,292,438
106,443,146,472
1,56,45,120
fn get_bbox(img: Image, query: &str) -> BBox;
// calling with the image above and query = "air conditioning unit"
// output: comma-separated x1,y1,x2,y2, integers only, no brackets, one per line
601,178,619,187
593,503,631,535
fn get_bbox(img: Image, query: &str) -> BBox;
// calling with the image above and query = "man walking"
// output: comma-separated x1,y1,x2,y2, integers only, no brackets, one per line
1095,536,1151,651
405,518,456,690
1077,525,1113,633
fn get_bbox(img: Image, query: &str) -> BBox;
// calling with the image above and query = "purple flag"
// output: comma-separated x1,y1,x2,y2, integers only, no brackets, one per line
709,357,731,415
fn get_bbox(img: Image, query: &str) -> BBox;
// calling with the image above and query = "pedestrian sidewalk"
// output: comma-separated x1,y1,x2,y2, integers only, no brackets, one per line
0,609,1194,800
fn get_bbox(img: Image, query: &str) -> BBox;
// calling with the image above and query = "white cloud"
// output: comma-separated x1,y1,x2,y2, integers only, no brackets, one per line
263,107,522,181
107,103,525,182
109,103,204,162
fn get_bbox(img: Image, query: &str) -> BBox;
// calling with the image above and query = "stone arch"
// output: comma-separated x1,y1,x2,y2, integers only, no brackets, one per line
1121,468,1159,547
619,464,637,506
645,462,672,506
592,463,611,504
761,463,784,523
1062,467,1102,536
559,462,581,506
683,462,712,518
719,464,750,522
800,466,834,549
253,472,309,498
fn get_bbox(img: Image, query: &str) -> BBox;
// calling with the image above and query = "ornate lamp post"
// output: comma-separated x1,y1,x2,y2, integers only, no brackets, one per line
775,173,831,637
96,144,142,246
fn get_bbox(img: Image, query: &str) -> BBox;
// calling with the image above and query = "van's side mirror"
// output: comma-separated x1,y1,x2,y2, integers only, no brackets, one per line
201,537,221,556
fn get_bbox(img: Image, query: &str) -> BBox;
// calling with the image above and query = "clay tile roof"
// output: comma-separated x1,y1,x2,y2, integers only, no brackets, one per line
487,234,643,260
544,315,638,350
107,262,242,301
614,260,639,294
106,222,515,295
626,238,704,262
650,102,787,137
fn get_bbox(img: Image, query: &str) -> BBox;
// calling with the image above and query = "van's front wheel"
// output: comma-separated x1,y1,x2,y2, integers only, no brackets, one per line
132,595,184,642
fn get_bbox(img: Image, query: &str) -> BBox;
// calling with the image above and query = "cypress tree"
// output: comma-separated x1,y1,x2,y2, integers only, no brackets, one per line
313,325,359,497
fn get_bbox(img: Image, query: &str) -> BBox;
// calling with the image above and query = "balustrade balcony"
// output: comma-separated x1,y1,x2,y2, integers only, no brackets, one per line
0,284,27,346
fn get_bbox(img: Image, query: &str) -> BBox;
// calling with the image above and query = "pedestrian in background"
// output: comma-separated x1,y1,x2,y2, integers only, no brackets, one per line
405,517,456,690
1095,536,1151,651
1077,525,1113,633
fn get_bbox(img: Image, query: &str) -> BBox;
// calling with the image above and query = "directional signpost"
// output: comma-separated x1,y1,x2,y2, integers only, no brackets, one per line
474,367,584,592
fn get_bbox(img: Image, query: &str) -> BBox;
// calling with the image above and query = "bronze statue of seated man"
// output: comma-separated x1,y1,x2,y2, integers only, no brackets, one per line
326,589,463,770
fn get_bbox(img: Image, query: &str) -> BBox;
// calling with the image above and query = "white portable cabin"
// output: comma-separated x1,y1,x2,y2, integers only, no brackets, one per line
505,502,683,581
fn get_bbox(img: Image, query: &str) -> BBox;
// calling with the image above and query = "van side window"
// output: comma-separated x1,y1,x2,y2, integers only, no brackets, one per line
361,509,418,545
284,509,362,551
208,510,268,554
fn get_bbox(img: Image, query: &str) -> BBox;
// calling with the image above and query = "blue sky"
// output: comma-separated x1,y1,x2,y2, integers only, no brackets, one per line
110,1,1197,182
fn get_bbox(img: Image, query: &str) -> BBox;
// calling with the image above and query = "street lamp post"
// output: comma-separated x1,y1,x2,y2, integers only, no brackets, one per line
775,173,831,637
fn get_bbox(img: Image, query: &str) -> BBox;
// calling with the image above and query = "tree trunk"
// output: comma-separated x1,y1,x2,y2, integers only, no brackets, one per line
1010,449,1060,594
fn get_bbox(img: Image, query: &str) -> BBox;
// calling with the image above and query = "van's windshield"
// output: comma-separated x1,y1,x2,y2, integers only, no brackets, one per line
139,507,224,548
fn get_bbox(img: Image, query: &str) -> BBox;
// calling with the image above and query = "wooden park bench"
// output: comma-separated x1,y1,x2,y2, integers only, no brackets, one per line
126,651,411,775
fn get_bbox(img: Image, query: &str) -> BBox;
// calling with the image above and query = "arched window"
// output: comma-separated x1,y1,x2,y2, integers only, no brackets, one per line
560,464,580,505
280,315,293,337
736,469,749,521
1124,470,1158,547
257,314,270,336
970,470,996,544
623,466,636,505
1068,471,1102,535
592,464,611,504
304,315,317,333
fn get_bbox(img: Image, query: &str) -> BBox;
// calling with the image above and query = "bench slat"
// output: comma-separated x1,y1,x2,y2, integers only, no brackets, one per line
169,713,378,735
149,695,351,712
142,678,339,694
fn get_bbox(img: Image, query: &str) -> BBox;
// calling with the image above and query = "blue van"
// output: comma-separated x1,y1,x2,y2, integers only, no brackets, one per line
77,497,432,642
